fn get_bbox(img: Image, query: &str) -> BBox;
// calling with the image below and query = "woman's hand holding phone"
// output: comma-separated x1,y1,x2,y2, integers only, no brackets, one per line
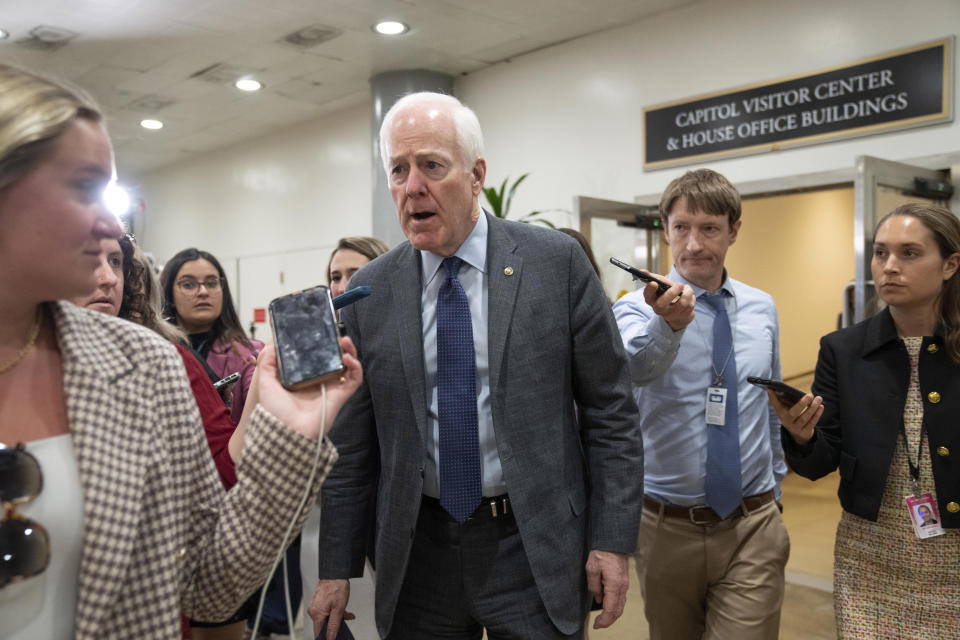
241,337,362,441
768,389,824,447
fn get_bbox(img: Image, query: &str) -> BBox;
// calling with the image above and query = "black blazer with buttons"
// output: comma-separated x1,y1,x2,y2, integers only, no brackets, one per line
783,308,960,528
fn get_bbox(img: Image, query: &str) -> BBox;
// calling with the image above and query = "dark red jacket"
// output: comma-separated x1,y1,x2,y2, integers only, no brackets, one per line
175,344,237,489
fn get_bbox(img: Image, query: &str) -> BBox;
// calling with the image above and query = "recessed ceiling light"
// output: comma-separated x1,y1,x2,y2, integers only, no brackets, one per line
235,78,263,92
373,21,408,36
0,29,9,40
140,119,163,130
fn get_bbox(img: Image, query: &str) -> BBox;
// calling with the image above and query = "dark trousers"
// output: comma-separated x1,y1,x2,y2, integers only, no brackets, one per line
386,497,580,640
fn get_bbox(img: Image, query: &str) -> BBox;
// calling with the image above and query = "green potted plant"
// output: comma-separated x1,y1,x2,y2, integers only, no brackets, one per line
482,173,558,228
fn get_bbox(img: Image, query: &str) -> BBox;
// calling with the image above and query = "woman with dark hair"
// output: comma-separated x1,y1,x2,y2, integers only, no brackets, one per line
161,248,263,423
917,504,939,527
0,62,360,639
115,235,188,344
774,203,960,638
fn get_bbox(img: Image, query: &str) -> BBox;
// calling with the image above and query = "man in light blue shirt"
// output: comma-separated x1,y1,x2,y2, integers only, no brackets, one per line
613,169,789,640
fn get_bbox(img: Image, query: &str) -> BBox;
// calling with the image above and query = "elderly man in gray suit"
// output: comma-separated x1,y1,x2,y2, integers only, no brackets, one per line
307,91,642,640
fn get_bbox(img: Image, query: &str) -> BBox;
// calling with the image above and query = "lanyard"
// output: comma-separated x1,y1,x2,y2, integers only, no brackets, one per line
897,337,934,499
898,419,926,498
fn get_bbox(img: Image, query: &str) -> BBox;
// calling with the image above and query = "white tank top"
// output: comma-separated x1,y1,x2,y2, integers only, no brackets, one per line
0,434,85,638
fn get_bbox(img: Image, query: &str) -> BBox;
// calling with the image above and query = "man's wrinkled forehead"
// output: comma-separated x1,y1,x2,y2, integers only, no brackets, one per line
397,101,447,124
389,105,458,152
664,195,728,220
393,101,453,133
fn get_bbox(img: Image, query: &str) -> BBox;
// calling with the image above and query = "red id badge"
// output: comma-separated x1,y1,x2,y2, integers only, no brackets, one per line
905,493,945,539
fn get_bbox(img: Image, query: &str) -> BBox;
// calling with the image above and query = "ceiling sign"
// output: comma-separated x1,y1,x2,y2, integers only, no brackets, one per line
644,38,953,170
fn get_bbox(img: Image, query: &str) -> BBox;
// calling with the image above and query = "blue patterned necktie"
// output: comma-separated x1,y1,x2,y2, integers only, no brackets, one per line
437,257,482,523
700,293,742,518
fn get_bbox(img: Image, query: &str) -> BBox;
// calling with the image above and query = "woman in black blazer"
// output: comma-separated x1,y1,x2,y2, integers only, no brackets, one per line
771,203,960,639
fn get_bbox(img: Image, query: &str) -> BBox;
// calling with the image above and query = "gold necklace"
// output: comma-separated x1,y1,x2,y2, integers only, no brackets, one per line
0,309,43,375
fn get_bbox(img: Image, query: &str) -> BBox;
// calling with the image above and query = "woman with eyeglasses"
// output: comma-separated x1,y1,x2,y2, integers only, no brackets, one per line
160,249,264,425
0,63,361,639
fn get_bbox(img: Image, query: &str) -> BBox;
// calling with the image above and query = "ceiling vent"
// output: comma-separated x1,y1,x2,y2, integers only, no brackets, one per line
279,24,341,49
16,25,78,51
189,63,260,84
127,95,176,111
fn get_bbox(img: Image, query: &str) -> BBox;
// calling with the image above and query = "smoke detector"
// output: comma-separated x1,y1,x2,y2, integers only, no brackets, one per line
16,25,78,51
127,95,176,111
279,24,341,49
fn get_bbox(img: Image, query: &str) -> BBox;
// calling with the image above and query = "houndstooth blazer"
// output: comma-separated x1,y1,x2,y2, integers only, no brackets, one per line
51,301,338,639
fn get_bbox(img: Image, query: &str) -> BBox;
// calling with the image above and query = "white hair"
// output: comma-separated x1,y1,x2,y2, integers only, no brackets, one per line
378,91,484,174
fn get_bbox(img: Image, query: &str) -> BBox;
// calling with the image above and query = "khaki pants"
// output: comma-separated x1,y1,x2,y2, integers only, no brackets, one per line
636,499,789,640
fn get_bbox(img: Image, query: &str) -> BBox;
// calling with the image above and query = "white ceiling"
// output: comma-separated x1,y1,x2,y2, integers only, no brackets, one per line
0,0,693,175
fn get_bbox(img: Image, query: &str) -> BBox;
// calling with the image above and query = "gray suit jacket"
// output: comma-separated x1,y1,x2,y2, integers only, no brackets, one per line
317,214,642,636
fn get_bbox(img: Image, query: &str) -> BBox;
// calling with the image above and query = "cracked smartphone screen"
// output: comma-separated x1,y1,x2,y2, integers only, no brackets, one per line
269,285,345,390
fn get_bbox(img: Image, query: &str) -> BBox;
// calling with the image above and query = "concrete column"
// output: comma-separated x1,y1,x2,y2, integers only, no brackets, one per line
369,70,454,248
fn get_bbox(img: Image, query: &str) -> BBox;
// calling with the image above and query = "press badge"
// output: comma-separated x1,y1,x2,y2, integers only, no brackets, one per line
705,387,727,426
905,493,945,539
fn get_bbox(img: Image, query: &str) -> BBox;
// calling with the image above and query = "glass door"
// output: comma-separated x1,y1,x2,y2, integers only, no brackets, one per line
575,195,661,301
852,157,951,323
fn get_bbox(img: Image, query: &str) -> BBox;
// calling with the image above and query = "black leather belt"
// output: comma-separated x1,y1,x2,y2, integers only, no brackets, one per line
643,489,776,525
421,494,511,520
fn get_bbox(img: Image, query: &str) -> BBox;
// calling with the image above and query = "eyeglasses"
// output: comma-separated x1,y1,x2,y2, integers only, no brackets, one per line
1,443,50,589
175,277,223,294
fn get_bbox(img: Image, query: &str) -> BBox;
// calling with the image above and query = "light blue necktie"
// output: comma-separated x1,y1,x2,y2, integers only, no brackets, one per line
701,293,742,518
437,257,482,523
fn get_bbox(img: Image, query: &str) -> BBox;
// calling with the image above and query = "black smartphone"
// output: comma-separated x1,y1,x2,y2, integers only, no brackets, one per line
316,619,355,640
269,285,345,390
212,371,241,390
609,257,671,295
747,376,806,406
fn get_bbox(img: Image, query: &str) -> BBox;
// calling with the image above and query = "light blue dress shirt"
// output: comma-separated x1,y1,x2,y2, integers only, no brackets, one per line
613,267,787,506
420,213,505,498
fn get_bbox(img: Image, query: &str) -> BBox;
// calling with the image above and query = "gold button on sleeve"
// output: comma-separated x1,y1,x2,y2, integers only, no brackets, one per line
937,446,950,457
947,502,960,514
927,391,941,404
927,343,939,353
